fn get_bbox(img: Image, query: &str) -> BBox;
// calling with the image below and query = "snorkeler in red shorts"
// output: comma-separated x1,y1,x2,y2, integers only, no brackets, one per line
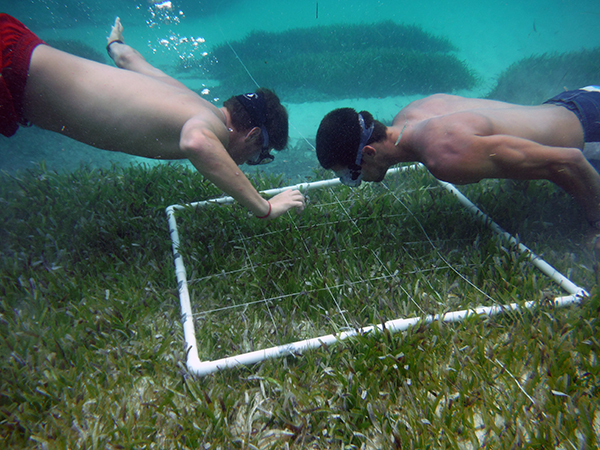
0,14,46,137
0,14,304,219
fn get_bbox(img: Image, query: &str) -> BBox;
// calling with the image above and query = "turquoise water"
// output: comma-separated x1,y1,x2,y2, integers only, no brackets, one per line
1,0,599,181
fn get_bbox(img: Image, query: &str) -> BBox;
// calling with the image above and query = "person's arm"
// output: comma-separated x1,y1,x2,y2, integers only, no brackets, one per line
179,120,305,219
479,134,600,224
425,129,600,223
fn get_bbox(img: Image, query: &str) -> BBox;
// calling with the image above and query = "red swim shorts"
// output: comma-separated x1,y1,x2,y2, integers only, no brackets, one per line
0,14,45,137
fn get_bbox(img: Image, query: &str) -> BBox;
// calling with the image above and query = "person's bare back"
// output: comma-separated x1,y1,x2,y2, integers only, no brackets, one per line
395,94,584,152
23,45,226,159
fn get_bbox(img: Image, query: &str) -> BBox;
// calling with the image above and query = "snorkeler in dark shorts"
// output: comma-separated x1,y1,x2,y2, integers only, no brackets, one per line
0,14,46,137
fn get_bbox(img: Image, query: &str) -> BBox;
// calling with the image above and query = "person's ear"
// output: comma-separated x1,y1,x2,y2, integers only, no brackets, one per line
244,127,261,143
362,145,376,158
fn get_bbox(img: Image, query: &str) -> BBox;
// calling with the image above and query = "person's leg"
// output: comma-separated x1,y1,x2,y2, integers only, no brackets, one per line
106,17,188,89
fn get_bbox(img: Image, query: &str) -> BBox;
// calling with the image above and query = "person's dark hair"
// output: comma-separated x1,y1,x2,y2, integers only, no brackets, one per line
316,108,386,169
223,88,289,150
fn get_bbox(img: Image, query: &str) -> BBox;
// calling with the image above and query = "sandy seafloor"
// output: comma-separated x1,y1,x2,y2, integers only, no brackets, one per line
1,0,599,182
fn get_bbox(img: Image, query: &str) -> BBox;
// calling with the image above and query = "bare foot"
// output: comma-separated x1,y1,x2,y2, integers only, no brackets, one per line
107,17,124,46
106,17,126,62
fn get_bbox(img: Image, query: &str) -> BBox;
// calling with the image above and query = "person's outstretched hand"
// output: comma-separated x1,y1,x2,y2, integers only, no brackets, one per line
265,189,306,220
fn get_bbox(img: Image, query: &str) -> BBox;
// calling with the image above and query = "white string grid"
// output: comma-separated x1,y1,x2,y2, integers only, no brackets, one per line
166,166,587,376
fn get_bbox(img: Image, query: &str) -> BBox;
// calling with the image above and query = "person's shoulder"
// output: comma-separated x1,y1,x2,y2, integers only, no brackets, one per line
396,95,454,123
183,107,228,140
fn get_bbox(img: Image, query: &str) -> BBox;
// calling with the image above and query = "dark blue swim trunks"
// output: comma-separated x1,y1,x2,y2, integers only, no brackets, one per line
544,86,600,143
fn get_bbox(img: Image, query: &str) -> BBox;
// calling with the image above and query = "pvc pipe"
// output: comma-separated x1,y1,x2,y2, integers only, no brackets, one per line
166,205,202,369
164,171,409,375
184,293,584,377
169,177,341,211
169,166,411,211
436,180,588,297
165,167,588,377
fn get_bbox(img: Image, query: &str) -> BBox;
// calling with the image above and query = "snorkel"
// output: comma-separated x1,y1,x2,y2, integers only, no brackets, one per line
235,92,273,165
336,113,374,187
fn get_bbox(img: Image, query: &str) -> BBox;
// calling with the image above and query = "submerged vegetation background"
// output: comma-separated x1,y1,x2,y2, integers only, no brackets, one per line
1,163,598,448
182,22,477,102
487,46,600,105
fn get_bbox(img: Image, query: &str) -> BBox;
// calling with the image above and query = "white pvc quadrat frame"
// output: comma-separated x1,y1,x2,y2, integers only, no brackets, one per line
165,165,589,377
